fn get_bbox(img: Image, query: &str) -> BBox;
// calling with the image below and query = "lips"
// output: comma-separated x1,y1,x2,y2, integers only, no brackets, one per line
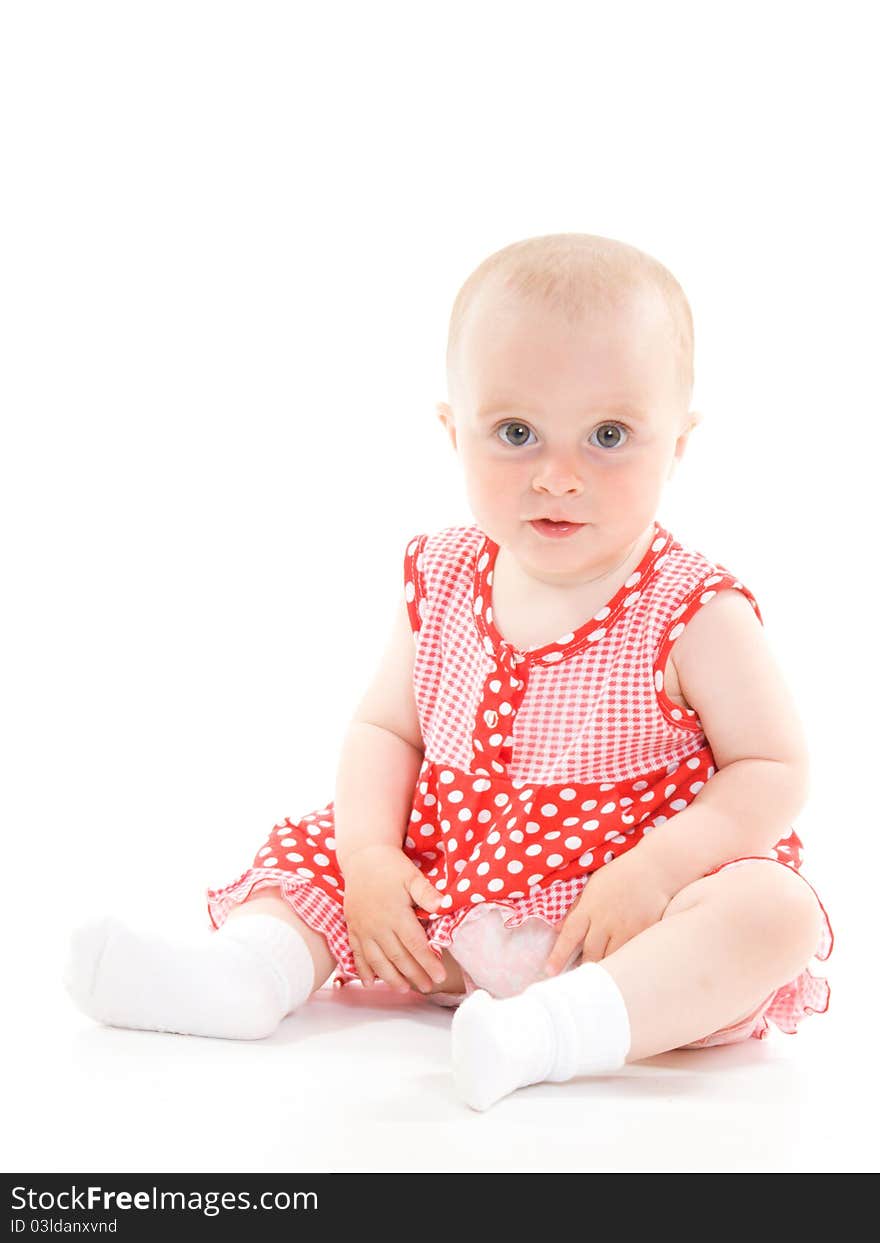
528,518,585,539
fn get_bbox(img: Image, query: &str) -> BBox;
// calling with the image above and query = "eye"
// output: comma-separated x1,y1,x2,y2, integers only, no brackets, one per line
590,423,629,450
496,421,536,448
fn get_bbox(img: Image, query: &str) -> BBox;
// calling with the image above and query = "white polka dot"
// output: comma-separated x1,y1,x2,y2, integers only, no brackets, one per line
587,628,607,642
285,852,304,863
487,878,504,892
296,867,315,878
525,844,542,856
623,591,641,608
494,846,506,860
546,854,564,867
544,831,561,840
541,651,564,663
472,778,491,793
456,878,471,892
564,836,582,850
314,853,330,866
419,824,435,837
507,860,524,873
470,893,486,903
510,829,524,843
603,852,615,864
440,770,455,784
582,819,599,831
447,838,458,852
494,793,510,807
258,846,274,857
525,821,541,834
562,817,579,827
581,800,597,811
477,862,490,876
527,874,544,886
654,670,664,691
489,678,502,692
670,799,688,811
410,809,422,822
405,580,415,602
559,788,577,801
600,802,616,814
325,836,336,849
489,733,503,746
486,831,501,844
578,851,594,868
262,857,278,867
457,808,472,821
447,790,464,803
686,757,702,769
689,782,704,794
440,895,453,908
477,810,492,823
540,803,558,817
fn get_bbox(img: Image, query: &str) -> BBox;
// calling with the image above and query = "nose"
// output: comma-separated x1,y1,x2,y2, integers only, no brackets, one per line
532,455,584,497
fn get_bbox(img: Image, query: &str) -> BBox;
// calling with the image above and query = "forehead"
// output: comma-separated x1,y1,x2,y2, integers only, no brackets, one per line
459,285,679,415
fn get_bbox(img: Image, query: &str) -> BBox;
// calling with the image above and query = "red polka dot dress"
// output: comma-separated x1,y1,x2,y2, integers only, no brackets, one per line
206,521,833,1046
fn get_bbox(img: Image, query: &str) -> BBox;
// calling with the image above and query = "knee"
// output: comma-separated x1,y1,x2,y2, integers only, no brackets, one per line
726,863,824,967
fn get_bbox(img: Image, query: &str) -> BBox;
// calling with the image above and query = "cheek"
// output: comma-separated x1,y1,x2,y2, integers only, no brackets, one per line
464,451,527,501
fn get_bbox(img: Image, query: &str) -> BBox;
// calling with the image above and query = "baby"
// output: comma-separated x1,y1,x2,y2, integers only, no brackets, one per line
65,232,833,1112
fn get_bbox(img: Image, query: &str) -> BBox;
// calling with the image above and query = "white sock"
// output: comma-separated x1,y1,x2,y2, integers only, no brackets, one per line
451,962,632,1111
64,913,317,1040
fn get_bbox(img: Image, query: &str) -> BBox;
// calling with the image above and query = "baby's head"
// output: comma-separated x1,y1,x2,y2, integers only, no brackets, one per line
437,233,701,581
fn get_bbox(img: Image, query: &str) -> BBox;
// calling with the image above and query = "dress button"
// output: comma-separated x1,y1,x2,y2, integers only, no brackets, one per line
483,709,499,728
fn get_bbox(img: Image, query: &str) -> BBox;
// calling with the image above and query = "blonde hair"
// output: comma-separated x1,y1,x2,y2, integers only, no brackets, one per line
445,232,694,409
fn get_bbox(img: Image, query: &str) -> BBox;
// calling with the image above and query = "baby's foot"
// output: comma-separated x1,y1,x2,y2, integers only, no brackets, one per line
450,964,632,1111
64,913,315,1040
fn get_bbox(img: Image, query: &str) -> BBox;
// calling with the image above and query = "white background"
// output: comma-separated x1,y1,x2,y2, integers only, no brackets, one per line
2,0,877,1173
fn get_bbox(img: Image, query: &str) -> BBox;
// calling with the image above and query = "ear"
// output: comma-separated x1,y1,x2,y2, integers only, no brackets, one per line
668,409,701,479
436,401,458,451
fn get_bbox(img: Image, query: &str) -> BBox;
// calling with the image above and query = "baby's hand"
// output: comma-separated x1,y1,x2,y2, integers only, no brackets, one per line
544,847,677,973
342,844,448,994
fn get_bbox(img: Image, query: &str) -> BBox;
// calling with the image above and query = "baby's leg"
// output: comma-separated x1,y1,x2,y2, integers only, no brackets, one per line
65,886,336,1040
452,860,824,1110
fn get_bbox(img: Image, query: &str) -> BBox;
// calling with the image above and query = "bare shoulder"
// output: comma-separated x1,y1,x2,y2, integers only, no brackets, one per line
672,588,808,769
349,589,424,753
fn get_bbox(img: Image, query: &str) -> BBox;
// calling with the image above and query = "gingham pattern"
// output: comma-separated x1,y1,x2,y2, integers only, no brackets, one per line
405,521,761,782
205,521,833,1045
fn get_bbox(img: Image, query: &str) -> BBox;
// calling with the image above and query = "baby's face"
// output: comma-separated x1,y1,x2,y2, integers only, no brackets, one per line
438,286,699,585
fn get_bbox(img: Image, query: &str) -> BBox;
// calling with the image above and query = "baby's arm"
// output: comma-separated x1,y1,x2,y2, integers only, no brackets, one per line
638,589,811,892
334,589,447,992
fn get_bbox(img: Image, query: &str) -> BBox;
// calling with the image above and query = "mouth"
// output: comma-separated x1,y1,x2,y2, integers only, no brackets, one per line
528,518,586,539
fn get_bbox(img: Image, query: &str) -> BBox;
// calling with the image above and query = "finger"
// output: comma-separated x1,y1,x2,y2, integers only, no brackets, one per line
349,938,375,988
545,915,590,976
581,926,611,964
362,939,413,993
399,914,447,988
380,932,436,993
406,869,445,913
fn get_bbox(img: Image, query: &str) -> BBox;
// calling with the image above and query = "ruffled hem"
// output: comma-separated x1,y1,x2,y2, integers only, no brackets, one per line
207,855,834,1042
